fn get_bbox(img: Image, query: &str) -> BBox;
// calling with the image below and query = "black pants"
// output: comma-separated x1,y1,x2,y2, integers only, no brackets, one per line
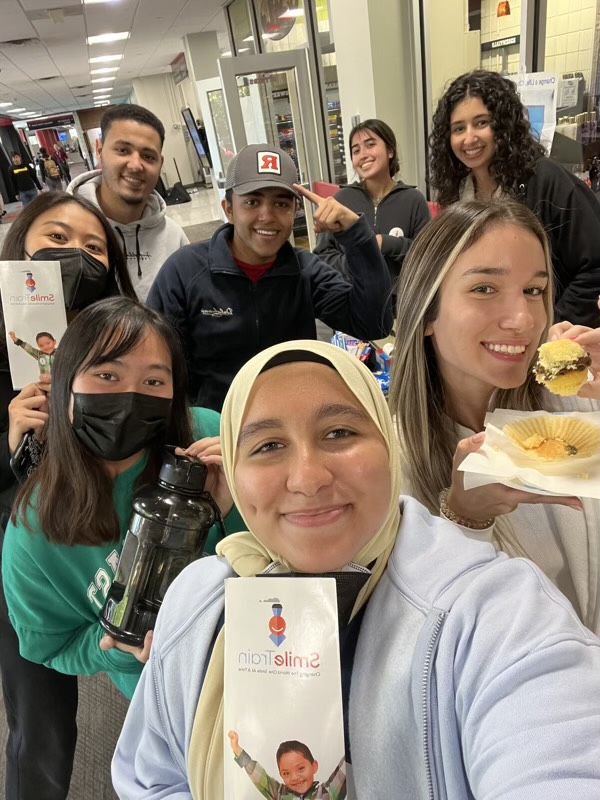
0,577,78,800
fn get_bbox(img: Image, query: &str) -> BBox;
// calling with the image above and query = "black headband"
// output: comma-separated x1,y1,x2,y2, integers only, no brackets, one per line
259,350,336,373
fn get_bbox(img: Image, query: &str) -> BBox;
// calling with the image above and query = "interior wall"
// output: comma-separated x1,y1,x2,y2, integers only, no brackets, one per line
131,73,196,187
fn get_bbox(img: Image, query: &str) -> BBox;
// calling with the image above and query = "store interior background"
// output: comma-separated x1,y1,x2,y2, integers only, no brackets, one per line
0,0,598,227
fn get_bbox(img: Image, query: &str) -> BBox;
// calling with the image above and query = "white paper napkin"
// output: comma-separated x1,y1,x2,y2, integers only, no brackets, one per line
459,409,600,500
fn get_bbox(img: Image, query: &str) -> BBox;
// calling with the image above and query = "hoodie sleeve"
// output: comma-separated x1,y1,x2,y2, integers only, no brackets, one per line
307,215,393,339
526,160,600,327
28,164,42,191
312,231,349,276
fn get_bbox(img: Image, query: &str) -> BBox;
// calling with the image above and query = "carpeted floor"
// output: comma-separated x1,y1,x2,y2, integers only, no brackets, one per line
0,672,129,799
182,219,223,242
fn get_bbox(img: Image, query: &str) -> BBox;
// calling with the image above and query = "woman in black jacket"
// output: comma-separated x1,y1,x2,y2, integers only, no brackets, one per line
0,191,135,800
429,69,600,327
313,119,430,305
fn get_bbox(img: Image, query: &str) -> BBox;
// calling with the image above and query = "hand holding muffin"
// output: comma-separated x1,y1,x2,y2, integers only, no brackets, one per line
540,317,599,400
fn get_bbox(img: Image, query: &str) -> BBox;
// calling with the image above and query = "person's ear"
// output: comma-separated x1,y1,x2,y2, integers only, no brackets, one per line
221,197,234,223
160,154,164,170
95,137,103,166
313,760,319,774
424,321,434,336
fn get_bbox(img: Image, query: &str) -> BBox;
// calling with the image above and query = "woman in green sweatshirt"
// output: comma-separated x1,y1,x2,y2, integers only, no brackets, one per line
2,296,242,700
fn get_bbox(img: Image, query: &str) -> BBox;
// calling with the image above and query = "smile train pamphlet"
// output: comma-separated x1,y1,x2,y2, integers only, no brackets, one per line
0,261,67,389
224,577,346,799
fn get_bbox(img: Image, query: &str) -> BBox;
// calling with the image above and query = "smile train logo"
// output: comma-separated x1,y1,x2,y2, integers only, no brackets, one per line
24,271,36,294
268,601,286,647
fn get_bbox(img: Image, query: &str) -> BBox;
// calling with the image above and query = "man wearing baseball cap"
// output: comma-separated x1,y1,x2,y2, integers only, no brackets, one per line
147,143,392,411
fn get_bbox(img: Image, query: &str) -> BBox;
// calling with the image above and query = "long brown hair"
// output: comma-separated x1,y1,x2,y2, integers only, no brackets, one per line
14,297,193,545
389,200,553,517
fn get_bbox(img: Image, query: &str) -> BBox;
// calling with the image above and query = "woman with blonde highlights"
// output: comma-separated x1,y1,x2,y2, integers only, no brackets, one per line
113,339,599,799
389,200,600,633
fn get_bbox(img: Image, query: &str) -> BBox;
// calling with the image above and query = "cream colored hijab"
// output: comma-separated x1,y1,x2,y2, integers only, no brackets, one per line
187,340,402,799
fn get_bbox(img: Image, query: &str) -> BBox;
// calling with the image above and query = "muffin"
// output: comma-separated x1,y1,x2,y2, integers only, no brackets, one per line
533,340,591,396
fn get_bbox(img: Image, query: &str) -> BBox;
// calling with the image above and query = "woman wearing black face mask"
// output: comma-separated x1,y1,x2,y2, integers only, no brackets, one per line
2,297,241,796
0,193,137,800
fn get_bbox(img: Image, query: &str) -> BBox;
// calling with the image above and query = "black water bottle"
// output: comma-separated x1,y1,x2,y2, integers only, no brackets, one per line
100,447,223,646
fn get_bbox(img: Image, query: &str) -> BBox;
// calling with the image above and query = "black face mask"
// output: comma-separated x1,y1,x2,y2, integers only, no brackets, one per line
31,248,109,310
72,392,172,462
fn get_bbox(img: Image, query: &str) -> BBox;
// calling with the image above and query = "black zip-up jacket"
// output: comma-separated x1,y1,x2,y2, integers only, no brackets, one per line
517,158,600,327
313,182,431,290
147,215,393,411
8,163,42,195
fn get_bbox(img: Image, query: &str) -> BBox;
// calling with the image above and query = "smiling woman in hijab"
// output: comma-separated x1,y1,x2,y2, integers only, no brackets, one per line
113,339,600,800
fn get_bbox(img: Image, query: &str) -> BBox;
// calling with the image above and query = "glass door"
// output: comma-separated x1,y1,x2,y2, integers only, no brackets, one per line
219,49,326,248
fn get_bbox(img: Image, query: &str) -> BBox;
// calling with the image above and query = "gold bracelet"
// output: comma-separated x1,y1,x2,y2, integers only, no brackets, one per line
439,487,495,530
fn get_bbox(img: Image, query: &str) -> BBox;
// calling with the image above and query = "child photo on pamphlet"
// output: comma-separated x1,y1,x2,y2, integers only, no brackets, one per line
228,730,346,800
8,329,57,378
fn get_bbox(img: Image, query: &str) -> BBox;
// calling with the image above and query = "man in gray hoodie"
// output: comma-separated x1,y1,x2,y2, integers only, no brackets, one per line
67,104,188,301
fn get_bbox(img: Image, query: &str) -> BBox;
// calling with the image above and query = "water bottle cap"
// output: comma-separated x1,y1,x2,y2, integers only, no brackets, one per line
158,446,207,494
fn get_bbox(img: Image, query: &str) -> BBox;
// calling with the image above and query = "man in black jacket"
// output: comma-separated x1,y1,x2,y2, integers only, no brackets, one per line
148,144,392,411
8,153,41,208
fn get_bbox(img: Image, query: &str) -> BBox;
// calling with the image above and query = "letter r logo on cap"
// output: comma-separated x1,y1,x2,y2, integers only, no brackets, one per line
257,151,281,174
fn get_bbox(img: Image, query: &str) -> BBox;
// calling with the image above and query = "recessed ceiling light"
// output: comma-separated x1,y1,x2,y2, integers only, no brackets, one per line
91,76,116,83
87,32,130,45
0,102,12,108
89,54,123,63
93,87,112,93
90,67,119,74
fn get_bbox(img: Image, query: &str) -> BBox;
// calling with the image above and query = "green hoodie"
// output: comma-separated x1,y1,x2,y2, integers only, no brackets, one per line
2,406,243,698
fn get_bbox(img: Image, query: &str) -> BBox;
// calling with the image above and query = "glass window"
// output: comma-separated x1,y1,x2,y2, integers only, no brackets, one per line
314,0,347,184
228,0,258,55
254,0,308,52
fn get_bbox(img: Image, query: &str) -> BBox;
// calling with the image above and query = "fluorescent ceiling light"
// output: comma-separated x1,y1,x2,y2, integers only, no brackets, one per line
89,54,123,63
238,47,250,53
221,50,232,57
0,102,12,108
242,35,254,42
21,112,37,117
9,108,27,113
279,9,304,17
90,67,118,74
87,32,130,45
93,94,111,99
91,76,116,83
84,0,122,4
93,87,112,93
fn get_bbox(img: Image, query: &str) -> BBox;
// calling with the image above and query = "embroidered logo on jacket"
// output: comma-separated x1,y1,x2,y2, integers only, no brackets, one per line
200,307,233,317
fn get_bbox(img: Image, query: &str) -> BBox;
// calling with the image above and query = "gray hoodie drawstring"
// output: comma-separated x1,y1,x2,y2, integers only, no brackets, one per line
114,224,143,278
134,224,142,277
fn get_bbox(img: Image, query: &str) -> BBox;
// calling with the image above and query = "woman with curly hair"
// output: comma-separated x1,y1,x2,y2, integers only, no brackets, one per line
429,69,600,327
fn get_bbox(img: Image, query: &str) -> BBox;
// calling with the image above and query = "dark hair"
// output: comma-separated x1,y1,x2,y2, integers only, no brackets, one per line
14,297,194,544
39,147,48,157
224,188,233,204
11,152,20,158
0,191,136,304
35,332,55,342
276,740,315,767
429,70,546,206
100,103,165,148
349,118,399,178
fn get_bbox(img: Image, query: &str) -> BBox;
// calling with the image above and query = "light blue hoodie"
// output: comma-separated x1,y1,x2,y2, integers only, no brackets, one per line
112,497,600,799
